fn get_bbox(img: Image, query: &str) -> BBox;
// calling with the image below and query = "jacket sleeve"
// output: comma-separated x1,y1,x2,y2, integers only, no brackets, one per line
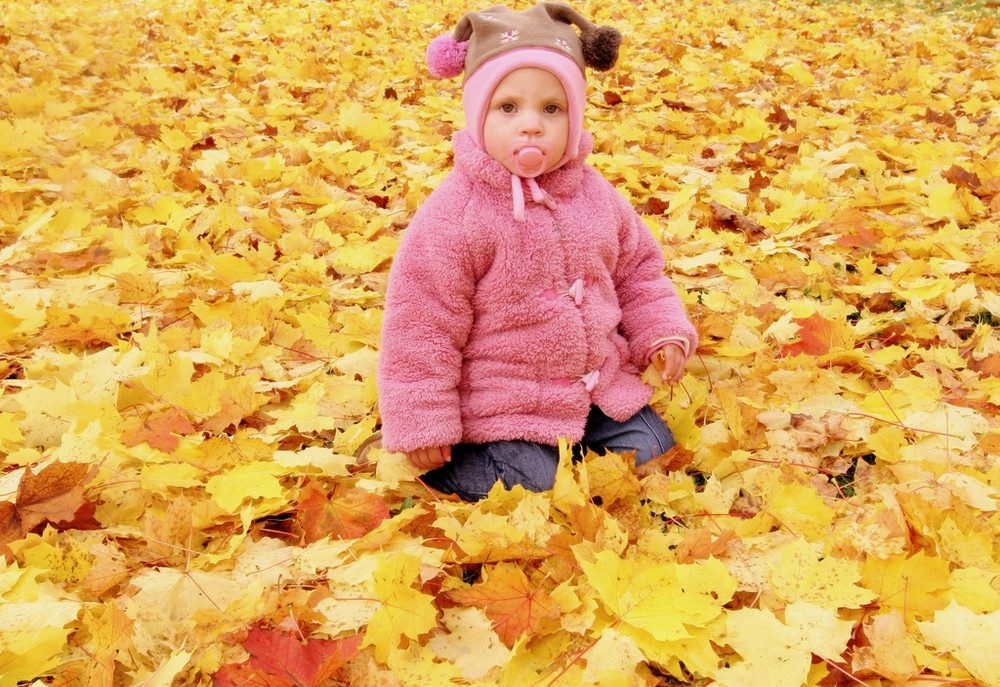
377,183,478,453
609,184,699,367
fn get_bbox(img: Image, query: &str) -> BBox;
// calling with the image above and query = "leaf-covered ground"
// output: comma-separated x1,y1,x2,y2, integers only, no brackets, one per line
1,0,998,685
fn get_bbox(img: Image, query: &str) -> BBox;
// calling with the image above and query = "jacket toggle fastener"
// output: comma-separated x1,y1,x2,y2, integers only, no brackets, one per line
580,369,600,392
540,278,586,305
567,278,584,306
553,369,600,392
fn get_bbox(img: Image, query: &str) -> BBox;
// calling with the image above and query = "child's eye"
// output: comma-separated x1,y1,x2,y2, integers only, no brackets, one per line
545,104,563,114
499,103,516,113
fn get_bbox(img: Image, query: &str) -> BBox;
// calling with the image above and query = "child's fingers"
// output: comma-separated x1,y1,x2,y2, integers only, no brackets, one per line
658,348,686,385
408,446,451,469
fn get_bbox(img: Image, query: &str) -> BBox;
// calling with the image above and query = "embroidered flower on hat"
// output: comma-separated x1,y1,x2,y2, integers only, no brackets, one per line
555,37,571,53
500,29,520,43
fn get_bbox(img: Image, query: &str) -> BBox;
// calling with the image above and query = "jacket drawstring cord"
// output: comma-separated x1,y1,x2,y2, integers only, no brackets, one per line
511,174,526,222
512,175,558,222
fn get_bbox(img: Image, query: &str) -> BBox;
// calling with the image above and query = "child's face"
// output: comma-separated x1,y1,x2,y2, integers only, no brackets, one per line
483,68,568,176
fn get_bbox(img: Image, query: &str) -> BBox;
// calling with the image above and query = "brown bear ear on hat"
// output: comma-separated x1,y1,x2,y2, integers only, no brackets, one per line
542,2,622,71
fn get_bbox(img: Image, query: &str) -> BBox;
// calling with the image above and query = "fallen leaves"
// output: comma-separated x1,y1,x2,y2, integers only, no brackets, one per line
0,0,998,684
447,562,560,647
0,462,97,550
214,624,361,687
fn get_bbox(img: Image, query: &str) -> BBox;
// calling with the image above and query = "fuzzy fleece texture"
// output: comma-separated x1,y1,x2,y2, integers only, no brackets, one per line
377,130,699,453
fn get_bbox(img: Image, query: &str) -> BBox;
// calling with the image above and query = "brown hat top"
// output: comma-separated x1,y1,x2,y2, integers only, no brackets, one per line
427,3,622,80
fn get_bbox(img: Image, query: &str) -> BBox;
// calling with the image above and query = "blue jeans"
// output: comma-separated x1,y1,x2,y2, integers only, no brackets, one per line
420,405,674,502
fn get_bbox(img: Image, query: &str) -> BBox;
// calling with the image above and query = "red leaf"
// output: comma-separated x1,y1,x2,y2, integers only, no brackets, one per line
214,627,360,687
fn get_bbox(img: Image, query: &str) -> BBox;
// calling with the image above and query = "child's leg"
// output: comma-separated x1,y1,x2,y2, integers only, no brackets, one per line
581,405,674,465
420,441,560,502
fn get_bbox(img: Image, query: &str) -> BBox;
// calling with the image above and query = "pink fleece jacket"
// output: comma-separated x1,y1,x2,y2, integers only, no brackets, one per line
377,130,698,453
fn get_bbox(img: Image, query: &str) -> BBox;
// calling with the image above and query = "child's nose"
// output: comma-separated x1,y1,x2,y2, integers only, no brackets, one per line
519,112,543,135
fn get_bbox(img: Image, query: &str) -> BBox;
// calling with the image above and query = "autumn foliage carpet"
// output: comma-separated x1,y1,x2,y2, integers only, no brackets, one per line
1,0,999,685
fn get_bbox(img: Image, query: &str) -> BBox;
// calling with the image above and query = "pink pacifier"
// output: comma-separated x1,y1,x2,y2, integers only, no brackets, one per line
511,143,551,177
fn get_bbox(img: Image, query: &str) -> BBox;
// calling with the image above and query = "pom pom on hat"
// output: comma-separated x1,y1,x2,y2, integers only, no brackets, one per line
581,25,621,72
427,34,469,78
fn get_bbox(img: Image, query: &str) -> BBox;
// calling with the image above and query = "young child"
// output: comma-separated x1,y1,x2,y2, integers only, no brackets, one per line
377,3,698,502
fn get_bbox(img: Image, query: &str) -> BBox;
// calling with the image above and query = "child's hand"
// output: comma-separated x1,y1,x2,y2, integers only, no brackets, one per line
407,445,452,470
657,345,686,385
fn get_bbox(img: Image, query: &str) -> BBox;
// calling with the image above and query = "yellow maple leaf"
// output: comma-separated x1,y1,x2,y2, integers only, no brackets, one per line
583,447,642,506
205,461,287,514
582,628,648,687
919,602,1000,687
581,551,735,642
426,606,511,680
362,553,438,662
0,600,82,686
716,603,852,687
767,537,875,609
862,549,951,622
766,483,836,540
8,529,92,587
948,567,1000,614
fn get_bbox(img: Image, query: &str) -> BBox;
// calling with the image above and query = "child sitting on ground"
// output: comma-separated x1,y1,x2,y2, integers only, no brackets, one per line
377,2,698,502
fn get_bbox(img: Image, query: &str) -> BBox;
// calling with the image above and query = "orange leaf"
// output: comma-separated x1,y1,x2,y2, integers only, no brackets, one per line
781,312,850,357
970,353,1000,378
296,481,389,543
446,562,560,647
121,408,197,452
675,528,736,564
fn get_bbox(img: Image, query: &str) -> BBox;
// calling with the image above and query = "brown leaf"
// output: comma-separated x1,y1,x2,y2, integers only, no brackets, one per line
634,444,694,478
924,108,956,128
0,501,22,549
16,462,94,534
789,412,849,450
942,165,982,194
662,98,694,111
637,196,669,215
710,201,767,243
766,104,796,130
603,90,622,106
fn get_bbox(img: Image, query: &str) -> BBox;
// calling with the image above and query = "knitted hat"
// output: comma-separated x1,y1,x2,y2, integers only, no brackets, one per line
426,3,621,162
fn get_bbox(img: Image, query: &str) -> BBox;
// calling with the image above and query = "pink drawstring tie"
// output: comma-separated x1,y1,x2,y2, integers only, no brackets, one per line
511,175,557,222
